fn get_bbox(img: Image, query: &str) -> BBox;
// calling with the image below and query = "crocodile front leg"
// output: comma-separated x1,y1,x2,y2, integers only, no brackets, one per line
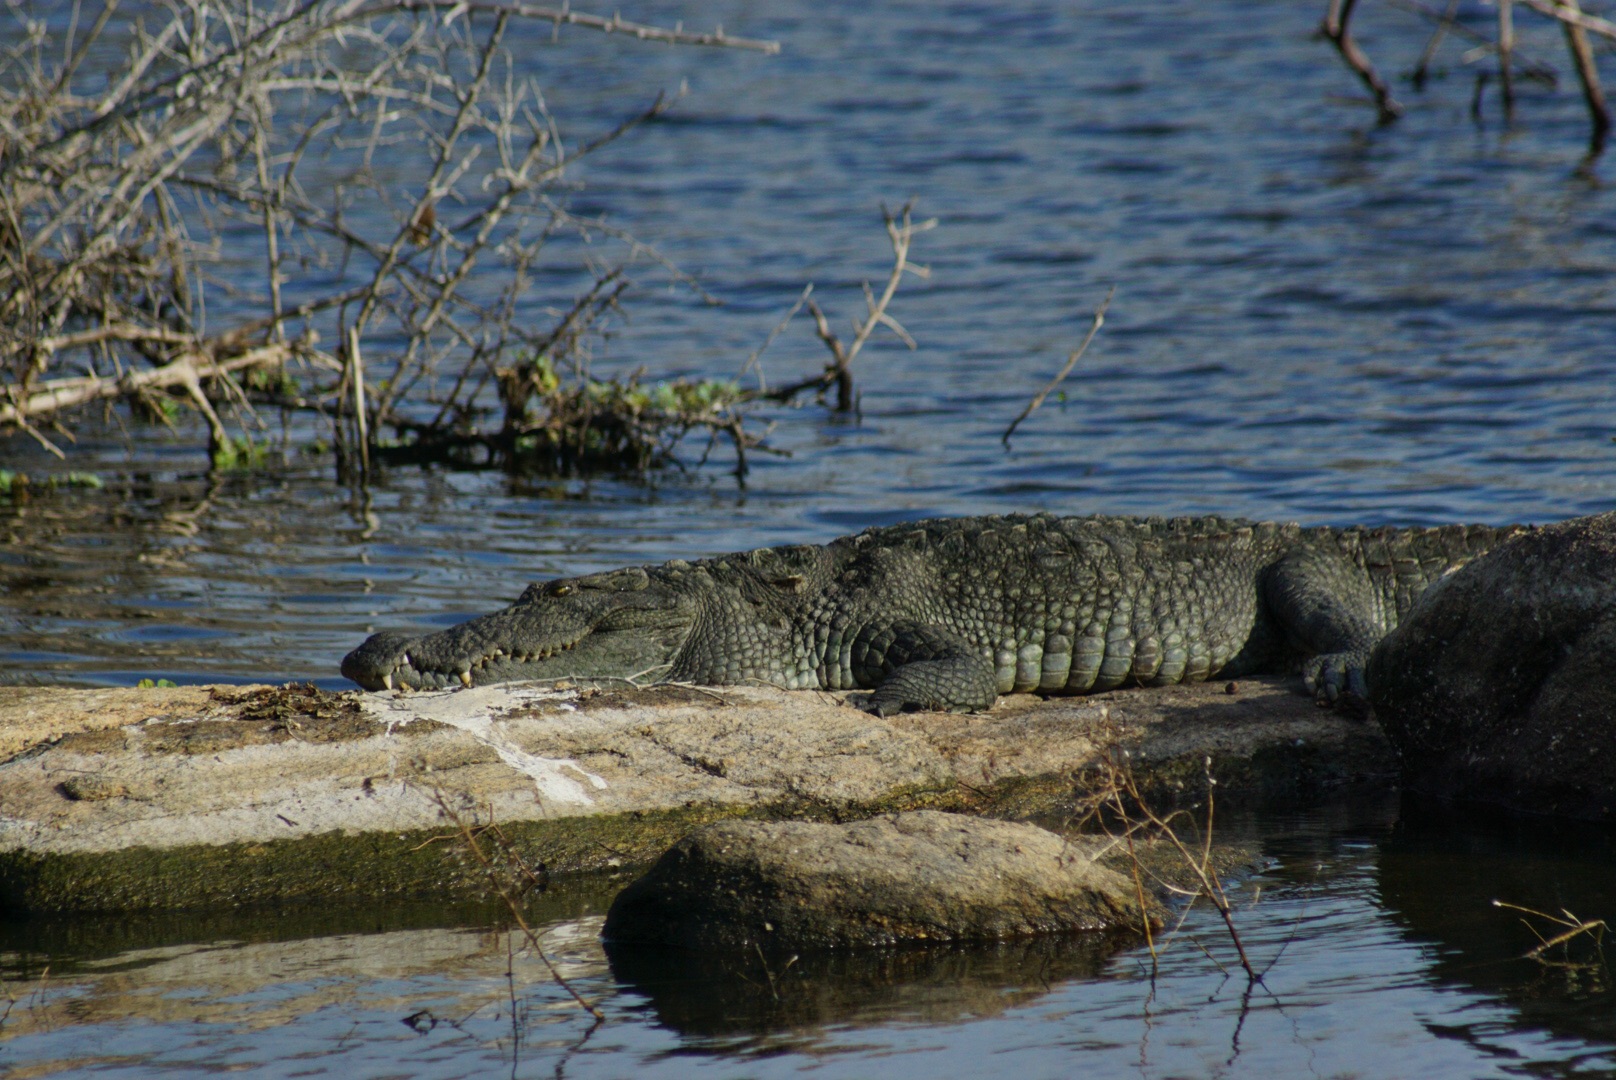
851,620,999,716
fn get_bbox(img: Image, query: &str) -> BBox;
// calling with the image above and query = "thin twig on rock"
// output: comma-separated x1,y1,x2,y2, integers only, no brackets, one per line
1092,752,1261,984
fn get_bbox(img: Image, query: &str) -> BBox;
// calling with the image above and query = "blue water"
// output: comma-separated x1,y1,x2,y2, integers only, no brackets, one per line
4,0,1616,1074
5,0,1616,688
3,801,1614,1078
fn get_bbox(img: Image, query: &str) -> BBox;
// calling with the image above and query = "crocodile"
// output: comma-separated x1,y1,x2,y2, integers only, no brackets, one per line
341,514,1521,714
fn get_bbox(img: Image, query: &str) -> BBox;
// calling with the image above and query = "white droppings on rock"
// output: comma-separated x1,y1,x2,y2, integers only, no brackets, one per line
363,685,608,805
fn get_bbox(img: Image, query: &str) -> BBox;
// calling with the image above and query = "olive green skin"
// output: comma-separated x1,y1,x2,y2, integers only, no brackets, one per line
342,514,1518,714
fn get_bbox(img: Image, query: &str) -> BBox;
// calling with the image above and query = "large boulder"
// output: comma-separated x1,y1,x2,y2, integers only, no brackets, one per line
601,810,1161,951
1367,512,1616,819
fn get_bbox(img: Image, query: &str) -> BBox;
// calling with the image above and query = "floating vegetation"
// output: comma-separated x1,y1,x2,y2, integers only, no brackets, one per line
0,471,103,497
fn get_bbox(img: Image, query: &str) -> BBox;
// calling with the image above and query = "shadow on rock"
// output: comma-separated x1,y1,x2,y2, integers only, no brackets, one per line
603,931,1131,1037
1378,796,1616,1048
1369,511,1616,819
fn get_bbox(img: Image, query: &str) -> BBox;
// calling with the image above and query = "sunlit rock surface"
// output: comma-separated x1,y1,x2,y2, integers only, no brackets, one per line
602,811,1162,949
0,676,1389,911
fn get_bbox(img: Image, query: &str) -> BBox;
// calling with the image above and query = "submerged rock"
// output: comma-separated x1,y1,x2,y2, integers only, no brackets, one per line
601,810,1162,950
1368,512,1616,819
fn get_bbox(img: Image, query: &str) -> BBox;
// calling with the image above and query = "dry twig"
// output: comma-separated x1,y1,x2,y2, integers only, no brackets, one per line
1391,0,1558,87
1494,900,1610,964
431,791,605,1021
1002,286,1114,447
1550,0,1614,149
0,0,778,469
755,200,935,412
1074,749,1261,985
1322,0,1404,123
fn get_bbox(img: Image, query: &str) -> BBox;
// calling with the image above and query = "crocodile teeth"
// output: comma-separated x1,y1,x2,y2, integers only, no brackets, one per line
382,672,393,691
459,670,473,688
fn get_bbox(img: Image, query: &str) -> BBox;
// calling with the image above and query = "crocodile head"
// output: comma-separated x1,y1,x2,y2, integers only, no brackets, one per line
341,566,698,691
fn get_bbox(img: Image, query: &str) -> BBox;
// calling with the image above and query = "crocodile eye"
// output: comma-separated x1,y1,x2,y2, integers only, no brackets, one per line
551,584,572,596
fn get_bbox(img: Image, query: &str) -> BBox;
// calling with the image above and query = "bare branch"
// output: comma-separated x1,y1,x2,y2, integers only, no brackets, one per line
385,0,780,53
754,200,934,411
1,343,294,427
1321,0,1404,123
1002,286,1115,447
1515,0,1616,42
736,284,812,392
1551,0,1613,150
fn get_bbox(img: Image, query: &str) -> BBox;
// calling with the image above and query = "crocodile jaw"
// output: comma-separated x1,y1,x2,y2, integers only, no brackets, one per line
341,629,601,691
341,579,697,691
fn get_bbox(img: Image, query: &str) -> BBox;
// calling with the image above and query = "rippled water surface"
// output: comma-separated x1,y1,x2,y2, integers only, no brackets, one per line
4,0,1616,1074
4,801,1615,1078
5,0,1616,687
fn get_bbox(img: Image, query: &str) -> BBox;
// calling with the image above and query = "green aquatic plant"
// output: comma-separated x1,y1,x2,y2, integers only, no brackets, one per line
211,437,271,472
486,348,753,474
0,471,104,495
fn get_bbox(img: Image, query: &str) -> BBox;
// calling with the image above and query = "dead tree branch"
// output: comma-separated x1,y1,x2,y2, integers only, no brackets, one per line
387,0,781,53
1499,0,1518,115
753,200,935,412
0,343,295,429
1412,0,1461,88
1551,0,1614,150
1323,0,1405,123
0,0,774,470
1001,286,1115,447
1390,0,1558,87
1515,0,1616,42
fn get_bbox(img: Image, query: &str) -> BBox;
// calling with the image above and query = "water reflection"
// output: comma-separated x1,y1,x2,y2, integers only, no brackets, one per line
604,933,1131,1040
1378,798,1616,1053
0,883,620,1040
1,806,1615,1076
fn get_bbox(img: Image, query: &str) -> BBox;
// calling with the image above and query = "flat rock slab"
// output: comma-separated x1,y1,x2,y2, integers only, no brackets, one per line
0,677,1390,912
602,811,1162,950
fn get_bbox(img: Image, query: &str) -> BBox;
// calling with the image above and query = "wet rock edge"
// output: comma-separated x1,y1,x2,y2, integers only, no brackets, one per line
0,679,1393,913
